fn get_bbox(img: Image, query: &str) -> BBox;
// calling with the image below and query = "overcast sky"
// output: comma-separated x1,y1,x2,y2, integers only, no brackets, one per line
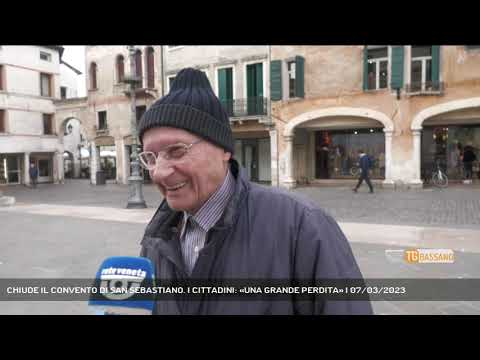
62,46,86,97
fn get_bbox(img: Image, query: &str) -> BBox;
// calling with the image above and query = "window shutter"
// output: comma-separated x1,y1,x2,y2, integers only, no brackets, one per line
295,55,304,98
363,46,369,91
218,68,227,101
390,46,404,89
256,63,263,97
431,45,440,83
270,60,282,101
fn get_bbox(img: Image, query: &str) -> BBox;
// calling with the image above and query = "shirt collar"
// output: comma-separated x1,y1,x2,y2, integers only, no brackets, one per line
181,168,235,234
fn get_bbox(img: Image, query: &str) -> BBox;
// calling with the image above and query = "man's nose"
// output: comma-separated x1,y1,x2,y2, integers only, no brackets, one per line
149,158,175,180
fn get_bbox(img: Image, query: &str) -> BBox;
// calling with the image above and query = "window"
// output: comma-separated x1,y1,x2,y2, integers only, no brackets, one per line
136,106,146,124
146,47,155,88
135,50,143,87
0,65,3,90
287,61,296,97
217,67,234,116
60,86,67,99
366,47,388,90
411,46,432,92
89,62,97,90
167,76,176,92
98,111,107,130
43,114,53,135
40,51,52,62
0,110,5,133
116,55,125,83
40,73,51,97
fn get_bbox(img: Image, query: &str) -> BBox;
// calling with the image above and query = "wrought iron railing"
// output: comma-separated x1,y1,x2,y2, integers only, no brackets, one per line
220,97,268,118
405,81,445,94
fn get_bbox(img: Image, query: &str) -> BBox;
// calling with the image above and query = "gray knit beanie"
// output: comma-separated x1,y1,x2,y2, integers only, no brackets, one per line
138,67,234,154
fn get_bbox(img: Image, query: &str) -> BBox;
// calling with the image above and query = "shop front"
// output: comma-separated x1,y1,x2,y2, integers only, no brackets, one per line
421,124,480,181
0,154,22,184
314,128,385,180
234,137,271,183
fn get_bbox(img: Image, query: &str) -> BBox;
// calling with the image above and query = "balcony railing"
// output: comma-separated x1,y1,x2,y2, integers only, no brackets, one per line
94,125,109,135
220,97,268,118
405,81,445,95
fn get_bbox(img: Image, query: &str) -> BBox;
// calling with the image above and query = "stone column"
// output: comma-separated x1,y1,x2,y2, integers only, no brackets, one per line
269,128,278,187
73,148,81,178
53,152,59,184
57,152,64,184
90,141,97,184
24,152,31,186
122,143,130,185
283,134,296,189
115,138,123,184
411,129,423,186
382,129,395,187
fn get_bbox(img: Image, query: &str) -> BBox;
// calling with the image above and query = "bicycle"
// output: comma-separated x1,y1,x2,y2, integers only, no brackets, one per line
431,160,448,188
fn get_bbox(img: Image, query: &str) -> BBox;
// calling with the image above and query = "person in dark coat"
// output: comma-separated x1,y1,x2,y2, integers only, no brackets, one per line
29,163,38,188
136,68,373,315
462,145,477,180
352,149,374,193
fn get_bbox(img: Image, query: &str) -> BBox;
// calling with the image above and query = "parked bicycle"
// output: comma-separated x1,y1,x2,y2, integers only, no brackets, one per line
431,159,448,188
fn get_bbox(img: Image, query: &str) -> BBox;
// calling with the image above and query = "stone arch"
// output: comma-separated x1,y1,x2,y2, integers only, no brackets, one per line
410,97,480,185
283,106,395,137
411,97,480,130
281,107,395,188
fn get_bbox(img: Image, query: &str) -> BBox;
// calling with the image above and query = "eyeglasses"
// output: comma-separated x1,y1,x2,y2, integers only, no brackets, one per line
138,139,202,170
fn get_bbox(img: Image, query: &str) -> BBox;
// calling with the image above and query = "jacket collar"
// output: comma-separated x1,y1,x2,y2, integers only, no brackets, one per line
143,158,249,245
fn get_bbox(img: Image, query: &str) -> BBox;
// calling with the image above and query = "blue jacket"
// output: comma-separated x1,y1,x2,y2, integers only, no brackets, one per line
359,154,373,173
140,159,373,315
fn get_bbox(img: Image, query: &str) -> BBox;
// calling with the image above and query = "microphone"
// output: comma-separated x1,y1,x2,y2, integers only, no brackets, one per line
88,256,155,315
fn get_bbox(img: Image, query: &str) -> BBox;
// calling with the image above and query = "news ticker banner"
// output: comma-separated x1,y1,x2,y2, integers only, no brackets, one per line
2,279,480,301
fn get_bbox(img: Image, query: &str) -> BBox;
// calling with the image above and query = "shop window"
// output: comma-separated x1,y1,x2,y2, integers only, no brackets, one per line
315,129,385,180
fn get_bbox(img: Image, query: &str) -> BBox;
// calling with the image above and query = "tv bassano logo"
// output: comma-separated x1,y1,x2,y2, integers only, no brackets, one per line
404,249,454,263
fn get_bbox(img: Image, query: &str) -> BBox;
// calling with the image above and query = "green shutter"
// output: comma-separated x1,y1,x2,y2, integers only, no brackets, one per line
431,45,440,83
363,46,369,91
295,55,305,98
247,64,255,98
256,63,263,97
270,60,282,101
391,46,404,89
218,68,227,101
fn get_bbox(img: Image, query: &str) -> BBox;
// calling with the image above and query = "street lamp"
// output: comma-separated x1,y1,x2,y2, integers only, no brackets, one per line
124,45,147,209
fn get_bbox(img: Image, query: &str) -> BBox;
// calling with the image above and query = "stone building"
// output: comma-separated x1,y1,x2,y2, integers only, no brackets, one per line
270,46,480,188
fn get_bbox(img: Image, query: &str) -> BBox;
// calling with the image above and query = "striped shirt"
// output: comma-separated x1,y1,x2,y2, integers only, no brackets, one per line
179,169,235,275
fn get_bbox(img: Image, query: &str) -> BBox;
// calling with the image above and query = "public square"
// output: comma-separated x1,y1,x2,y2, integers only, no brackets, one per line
1,180,480,315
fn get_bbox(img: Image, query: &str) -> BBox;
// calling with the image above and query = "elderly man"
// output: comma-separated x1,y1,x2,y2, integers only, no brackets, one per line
137,68,372,315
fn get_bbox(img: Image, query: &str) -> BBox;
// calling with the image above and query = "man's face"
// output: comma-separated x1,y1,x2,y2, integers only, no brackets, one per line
142,127,231,214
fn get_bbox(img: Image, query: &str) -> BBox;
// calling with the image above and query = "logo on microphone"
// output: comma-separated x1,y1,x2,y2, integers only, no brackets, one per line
100,267,147,300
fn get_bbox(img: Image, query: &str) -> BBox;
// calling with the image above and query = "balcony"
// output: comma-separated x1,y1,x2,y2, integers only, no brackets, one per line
220,97,269,122
405,81,445,95
94,125,109,136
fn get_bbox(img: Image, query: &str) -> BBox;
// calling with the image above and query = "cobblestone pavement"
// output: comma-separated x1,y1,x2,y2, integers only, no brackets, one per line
294,185,480,229
4,179,480,229
2,179,480,315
